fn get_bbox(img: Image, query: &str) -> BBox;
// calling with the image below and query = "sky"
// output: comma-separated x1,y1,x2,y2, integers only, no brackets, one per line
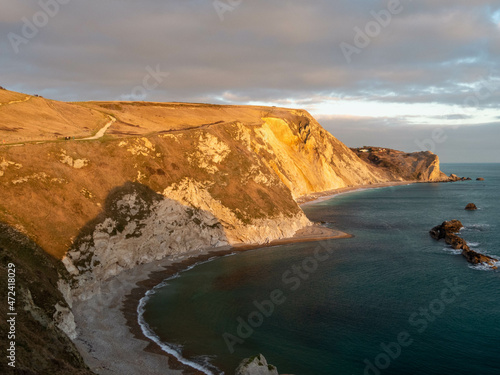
1,0,499,162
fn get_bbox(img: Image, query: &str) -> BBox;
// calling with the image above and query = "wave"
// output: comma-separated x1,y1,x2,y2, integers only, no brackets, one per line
442,247,499,271
442,247,462,255
137,253,237,375
137,294,216,375
463,223,491,232
468,260,500,272
467,242,480,247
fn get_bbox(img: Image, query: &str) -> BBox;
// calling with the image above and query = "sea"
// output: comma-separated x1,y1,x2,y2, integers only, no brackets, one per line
138,163,500,375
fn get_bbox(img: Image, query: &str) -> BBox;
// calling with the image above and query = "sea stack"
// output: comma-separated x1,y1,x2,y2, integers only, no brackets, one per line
465,203,478,210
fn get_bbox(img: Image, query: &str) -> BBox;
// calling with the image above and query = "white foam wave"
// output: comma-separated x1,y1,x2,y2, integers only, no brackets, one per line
468,260,500,272
463,223,491,232
194,355,223,374
136,253,238,375
137,296,216,375
467,242,480,247
442,247,461,255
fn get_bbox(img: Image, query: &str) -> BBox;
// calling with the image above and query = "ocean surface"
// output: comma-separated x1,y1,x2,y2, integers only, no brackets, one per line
139,163,500,375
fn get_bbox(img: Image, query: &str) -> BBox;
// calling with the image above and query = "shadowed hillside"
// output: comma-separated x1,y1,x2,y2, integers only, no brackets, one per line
0,224,93,375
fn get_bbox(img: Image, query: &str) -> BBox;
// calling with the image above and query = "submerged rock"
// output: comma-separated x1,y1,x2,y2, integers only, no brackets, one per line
236,354,279,375
465,203,478,211
430,220,497,269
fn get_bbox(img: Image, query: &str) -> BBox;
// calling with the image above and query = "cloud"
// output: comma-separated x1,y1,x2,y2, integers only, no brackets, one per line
0,1,497,99
0,0,498,161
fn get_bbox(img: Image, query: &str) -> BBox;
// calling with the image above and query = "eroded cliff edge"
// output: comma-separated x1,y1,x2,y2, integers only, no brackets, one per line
0,98,449,356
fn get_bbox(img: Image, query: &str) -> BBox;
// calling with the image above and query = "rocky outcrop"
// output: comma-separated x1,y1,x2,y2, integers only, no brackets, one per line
465,203,478,210
62,182,230,301
461,247,497,266
236,354,279,375
449,174,472,182
61,181,311,301
430,220,497,268
351,147,449,182
429,220,464,240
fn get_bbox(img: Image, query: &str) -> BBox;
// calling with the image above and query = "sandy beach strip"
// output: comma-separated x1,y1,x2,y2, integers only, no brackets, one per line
297,180,414,206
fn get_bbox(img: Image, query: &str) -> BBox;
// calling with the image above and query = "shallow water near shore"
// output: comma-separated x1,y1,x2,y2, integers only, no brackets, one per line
140,163,500,375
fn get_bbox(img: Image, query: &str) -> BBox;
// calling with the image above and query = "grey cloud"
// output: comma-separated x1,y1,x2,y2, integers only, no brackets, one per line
1,0,498,102
0,0,499,162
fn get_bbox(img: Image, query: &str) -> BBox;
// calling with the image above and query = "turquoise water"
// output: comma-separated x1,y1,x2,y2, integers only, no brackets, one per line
140,163,500,375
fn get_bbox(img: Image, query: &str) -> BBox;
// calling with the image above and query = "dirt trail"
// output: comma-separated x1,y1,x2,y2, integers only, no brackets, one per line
0,95,31,106
1,115,116,147
78,115,116,140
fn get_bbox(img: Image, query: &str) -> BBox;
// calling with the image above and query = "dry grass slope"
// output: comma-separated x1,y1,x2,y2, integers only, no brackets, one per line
0,89,109,144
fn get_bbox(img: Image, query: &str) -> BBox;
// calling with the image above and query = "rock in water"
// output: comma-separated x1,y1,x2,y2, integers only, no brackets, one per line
462,248,497,267
236,354,279,375
429,220,463,240
465,203,478,210
430,220,498,269
477,177,485,181
448,174,471,182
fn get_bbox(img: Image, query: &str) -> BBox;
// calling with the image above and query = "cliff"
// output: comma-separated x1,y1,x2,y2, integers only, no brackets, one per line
351,146,449,182
0,90,450,373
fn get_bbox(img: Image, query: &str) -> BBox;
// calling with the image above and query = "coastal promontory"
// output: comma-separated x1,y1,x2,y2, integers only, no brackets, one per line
0,89,452,374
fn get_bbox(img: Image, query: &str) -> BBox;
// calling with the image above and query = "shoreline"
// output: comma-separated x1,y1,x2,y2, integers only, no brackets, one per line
71,225,350,375
297,180,414,206
71,181,414,375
